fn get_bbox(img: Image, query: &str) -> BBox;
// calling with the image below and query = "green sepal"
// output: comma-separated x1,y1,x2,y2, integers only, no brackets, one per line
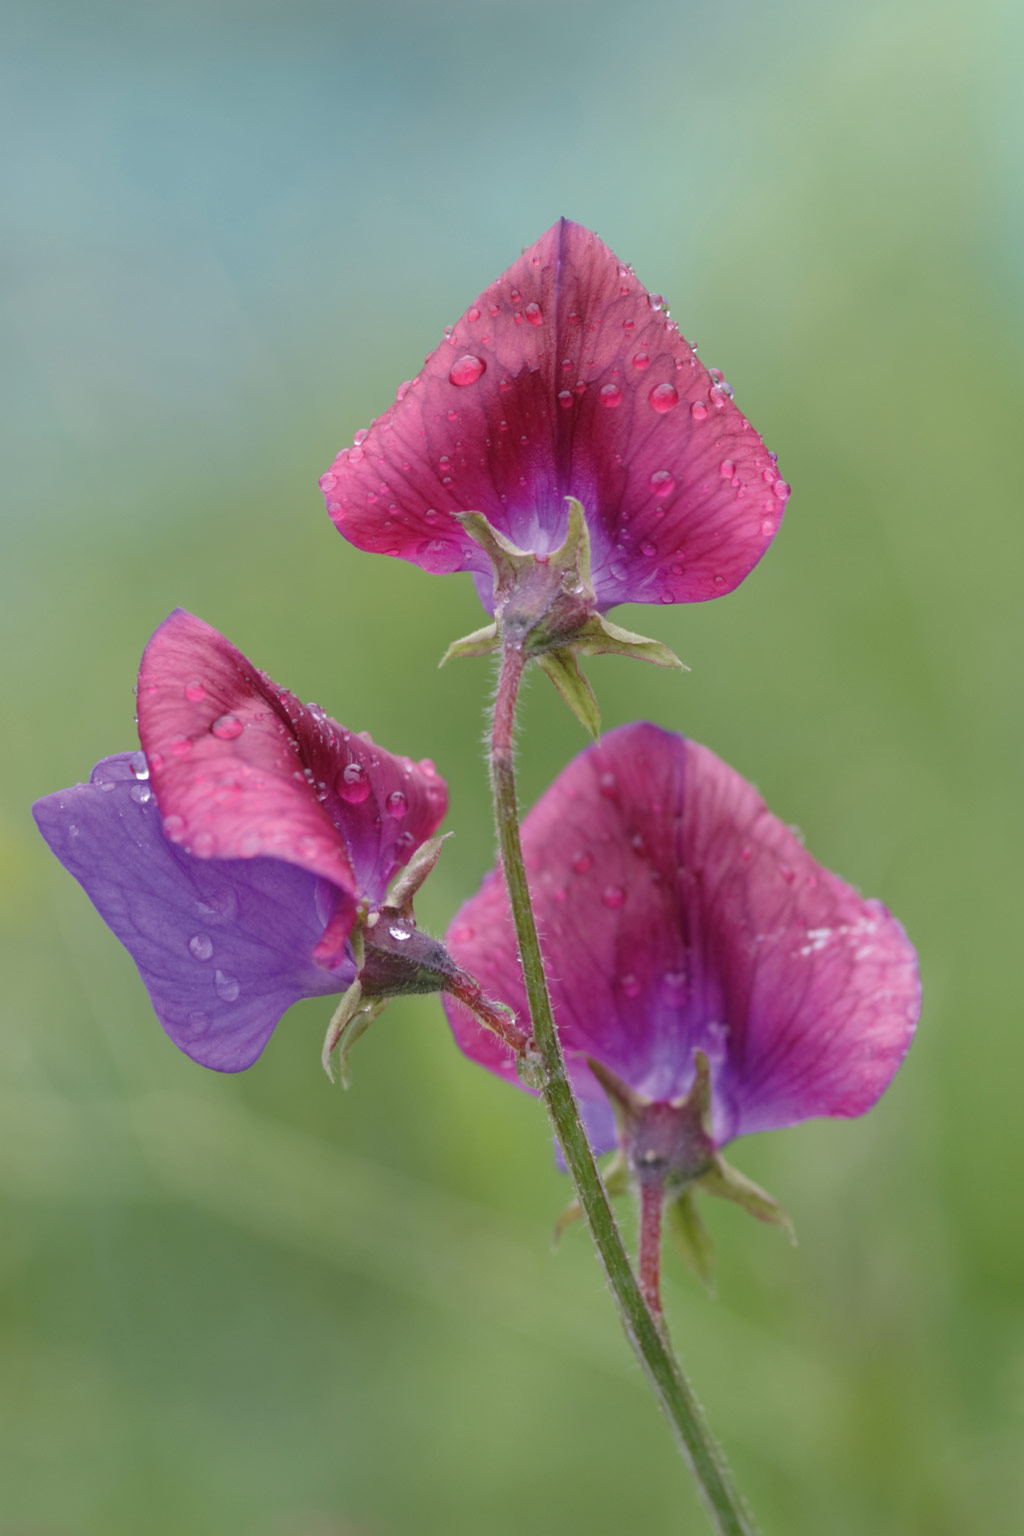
536,647,601,739
321,975,365,1083
696,1155,797,1244
387,832,451,916
553,1149,630,1246
666,1188,716,1294
333,998,388,1089
572,612,688,672
439,622,499,666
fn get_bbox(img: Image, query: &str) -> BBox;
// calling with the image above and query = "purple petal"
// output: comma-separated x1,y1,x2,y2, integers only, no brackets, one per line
444,724,920,1146
323,219,787,612
33,754,351,1071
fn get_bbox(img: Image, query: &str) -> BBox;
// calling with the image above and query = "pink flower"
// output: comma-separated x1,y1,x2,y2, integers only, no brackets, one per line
321,220,788,617
443,723,919,1156
33,610,450,1071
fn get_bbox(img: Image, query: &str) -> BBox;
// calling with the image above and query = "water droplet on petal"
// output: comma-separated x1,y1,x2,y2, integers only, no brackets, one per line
353,428,369,446
719,459,735,479
633,350,650,370
598,771,618,798
649,470,676,498
557,389,573,409
467,307,481,322
774,479,791,500
337,762,371,803
386,789,408,819
170,735,193,758
572,852,593,874
649,382,679,413
451,925,474,944
690,401,708,421
524,301,543,325
189,933,214,961
641,541,657,557
621,973,642,999
449,354,486,387
184,681,206,702
601,885,625,909
211,714,244,740
599,383,622,408
129,782,152,805
191,831,216,857
130,752,149,779
162,814,187,843
214,969,240,1002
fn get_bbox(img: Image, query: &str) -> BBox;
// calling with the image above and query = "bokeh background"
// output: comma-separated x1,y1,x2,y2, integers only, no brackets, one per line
3,0,1021,1531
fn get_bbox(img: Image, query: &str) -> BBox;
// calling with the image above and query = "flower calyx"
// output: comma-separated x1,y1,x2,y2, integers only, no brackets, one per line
441,498,685,738
587,1050,795,1292
323,837,530,1086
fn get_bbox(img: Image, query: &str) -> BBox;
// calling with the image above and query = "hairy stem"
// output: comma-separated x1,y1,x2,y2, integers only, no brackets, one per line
639,1183,665,1318
489,640,758,1536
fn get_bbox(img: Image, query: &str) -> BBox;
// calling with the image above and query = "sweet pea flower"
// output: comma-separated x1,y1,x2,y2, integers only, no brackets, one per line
443,723,920,1280
320,219,789,635
32,610,459,1073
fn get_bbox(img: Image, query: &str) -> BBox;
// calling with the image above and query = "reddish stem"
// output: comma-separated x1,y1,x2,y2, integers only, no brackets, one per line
639,1182,665,1317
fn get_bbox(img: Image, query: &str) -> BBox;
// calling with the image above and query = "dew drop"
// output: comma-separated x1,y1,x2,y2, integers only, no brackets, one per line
170,735,193,758
211,714,244,741
598,771,618,797
184,681,206,702
189,933,214,961
649,470,676,498
130,752,149,779
162,814,187,843
129,782,152,805
774,479,791,500
620,973,642,999
649,382,679,413
191,831,216,857
214,969,240,1003
599,383,622,408
572,851,593,875
632,350,650,370
386,789,408,819
451,925,474,944
601,885,625,909
467,306,481,322
719,459,735,479
557,389,573,409
337,762,371,803
353,428,369,446
690,401,708,421
524,301,543,326
449,354,486,387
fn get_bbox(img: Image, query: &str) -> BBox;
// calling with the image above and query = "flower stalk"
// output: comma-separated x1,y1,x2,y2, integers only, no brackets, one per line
488,640,758,1536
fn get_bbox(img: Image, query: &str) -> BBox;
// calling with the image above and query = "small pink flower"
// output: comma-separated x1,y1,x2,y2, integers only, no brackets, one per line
444,723,919,1154
321,220,788,615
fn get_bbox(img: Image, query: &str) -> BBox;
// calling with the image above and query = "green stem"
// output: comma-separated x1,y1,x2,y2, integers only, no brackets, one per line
489,640,758,1536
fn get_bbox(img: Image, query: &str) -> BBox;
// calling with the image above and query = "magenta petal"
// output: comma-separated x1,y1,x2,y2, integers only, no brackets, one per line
322,219,788,611
33,755,351,1071
444,724,919,1147
137,611,448,948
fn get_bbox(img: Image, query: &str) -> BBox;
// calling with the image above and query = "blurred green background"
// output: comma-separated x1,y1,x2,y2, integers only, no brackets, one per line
3,0,1021,1531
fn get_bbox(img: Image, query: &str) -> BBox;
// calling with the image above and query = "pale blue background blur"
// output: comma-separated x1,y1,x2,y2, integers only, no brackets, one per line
3,1,1022,1532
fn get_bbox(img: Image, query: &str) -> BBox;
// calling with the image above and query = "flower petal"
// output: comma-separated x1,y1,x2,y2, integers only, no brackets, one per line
322,219,787,611
137,611,448,944
33,755,351,1070
444,724,919,1146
